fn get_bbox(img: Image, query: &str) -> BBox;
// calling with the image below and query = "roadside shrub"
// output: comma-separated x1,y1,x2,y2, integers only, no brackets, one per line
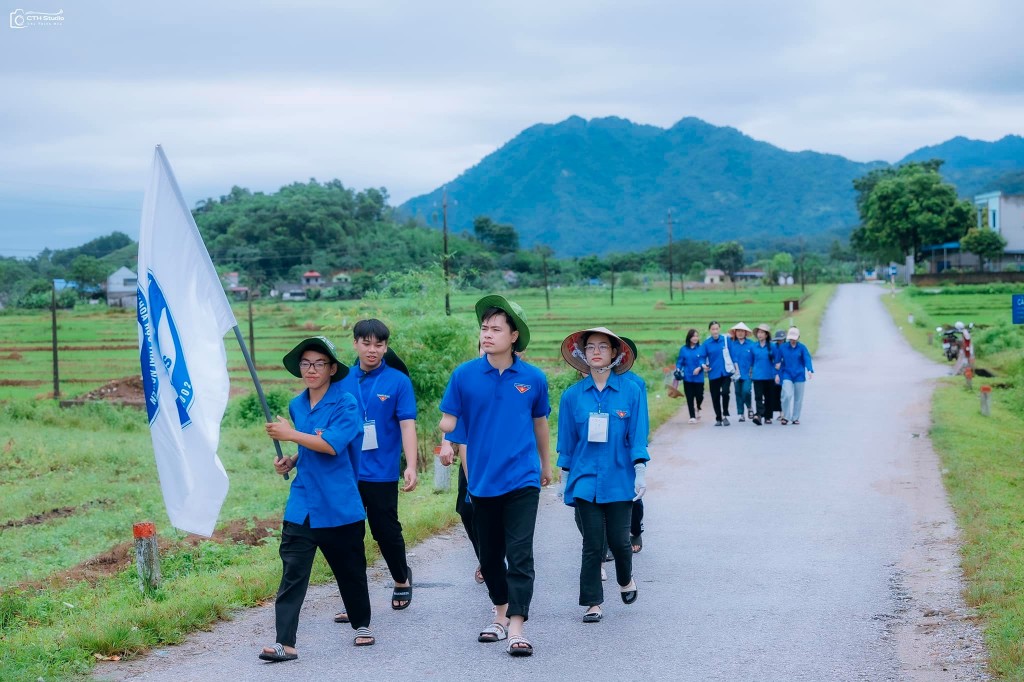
975,323,1024,357
225,389,292,426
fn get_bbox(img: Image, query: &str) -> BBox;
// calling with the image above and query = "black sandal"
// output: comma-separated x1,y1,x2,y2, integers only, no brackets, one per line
392,567,412,610
620,579,638,605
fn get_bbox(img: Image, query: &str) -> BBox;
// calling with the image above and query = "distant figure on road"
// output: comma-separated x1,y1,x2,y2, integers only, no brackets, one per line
767,329,787,423
750,324,775,426
728,322,755,422
701,321,733,426
776,327,815,425
439,295,552,657
675,328,706,424
557,327,648,623
260,336,374,664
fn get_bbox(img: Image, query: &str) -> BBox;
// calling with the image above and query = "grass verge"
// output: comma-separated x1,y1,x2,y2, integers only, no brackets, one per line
883,286,1024,679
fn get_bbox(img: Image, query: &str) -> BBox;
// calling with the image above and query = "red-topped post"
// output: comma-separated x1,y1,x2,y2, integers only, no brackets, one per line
133,521,161,592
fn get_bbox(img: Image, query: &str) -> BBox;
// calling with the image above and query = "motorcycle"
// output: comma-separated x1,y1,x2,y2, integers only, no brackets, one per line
935,325,969,362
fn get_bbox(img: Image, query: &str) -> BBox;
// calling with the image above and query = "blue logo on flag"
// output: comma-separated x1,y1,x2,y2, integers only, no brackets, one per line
138,271,194,427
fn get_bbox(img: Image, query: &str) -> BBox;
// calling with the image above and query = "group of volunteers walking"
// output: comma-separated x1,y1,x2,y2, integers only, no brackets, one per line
672,321,814,426
258,294,650,663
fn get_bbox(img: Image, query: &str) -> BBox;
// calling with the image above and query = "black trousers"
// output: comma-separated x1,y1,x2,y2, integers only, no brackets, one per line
766,381,782,416
682,381,704,419
456,466,480,560
753,379,773,418
358,480,409,584
708,376,732,420
575,500,633,606
275,518,370,647
471,486,539,621
575,498,644,558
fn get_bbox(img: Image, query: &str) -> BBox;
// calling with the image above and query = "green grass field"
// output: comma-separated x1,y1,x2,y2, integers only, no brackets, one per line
883,284,1024,679
0,282,834,681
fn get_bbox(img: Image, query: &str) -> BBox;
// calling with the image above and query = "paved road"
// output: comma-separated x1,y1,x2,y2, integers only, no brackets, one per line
98,284,988,681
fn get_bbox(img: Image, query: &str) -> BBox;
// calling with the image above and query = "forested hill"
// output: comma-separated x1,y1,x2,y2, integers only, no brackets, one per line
400,116,1024,256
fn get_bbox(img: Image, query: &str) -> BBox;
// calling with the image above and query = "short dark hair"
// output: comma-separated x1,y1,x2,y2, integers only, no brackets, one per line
708,320,720,330
353,318,390,343
480,306,517,334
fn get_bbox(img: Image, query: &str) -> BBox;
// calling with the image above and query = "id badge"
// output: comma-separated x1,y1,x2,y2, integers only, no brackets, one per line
362,420,378,450
587,412,609,443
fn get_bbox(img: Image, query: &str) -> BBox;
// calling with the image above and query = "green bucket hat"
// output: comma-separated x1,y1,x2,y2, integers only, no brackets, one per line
283,336,349,382
383,348,410,377
620,336,639,361
475,294,530,351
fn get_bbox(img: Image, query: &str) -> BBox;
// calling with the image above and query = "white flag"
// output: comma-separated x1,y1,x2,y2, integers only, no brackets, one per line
137,146,236,537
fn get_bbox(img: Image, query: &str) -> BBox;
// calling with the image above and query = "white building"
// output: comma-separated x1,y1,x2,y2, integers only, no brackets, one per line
974,191,1024,261
106,266,137,307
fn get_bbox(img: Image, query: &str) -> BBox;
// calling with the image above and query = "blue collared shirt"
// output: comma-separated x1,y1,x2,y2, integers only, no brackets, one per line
620,370,650,443
283,381,366,528
440,355,550,498
556,372,649,507
777,341,814,382
728,337,755,378
676,344,706,383
701,335,730,379
338,359,417,482
751,341,776,380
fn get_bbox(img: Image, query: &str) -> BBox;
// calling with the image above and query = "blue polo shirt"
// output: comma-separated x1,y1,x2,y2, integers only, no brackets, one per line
621,370,650,443
701,335,730,379
777,342,814,382
751,341,776,381
556,372,649,507
283,381,366,528
439,355,550,498
338,359,417,483
728,337,755,379
676,344,706,383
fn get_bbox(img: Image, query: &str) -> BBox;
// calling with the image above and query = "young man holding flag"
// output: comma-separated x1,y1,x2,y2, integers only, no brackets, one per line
260,336,374,662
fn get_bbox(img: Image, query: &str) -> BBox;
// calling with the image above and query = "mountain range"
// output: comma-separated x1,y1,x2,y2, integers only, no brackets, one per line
399,116,1024,256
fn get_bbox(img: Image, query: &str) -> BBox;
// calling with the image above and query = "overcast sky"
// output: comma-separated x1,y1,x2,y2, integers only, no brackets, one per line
2,0,1023,256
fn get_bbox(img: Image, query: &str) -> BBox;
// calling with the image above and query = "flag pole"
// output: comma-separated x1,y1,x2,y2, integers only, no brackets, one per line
232,326,289,480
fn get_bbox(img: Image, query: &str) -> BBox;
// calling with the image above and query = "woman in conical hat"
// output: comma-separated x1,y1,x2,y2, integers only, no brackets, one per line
727,323,755,422
556,327,647,624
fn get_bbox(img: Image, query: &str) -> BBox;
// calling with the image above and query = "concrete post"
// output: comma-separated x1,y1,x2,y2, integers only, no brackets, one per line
980,385,992,417
133,522,161,593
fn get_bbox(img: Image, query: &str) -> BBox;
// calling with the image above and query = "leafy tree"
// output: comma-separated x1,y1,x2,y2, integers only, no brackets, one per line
68,255,108,291
687,261,706,282
770,252,795,282
712,241,744,290
577,255,606,281
472,216,520,254
850,162,973,261
960,228,1008,271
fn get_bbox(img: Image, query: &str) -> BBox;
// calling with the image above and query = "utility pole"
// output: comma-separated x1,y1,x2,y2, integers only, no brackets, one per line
51,280,60,400
667,209,674,301
799,237,806,294
542,249,551,310
442,188,451,316
610,262,615,307
247,287,255,364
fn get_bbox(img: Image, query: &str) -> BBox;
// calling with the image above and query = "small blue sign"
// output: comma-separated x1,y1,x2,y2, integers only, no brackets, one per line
889,265,898,278
1013,294,1024,325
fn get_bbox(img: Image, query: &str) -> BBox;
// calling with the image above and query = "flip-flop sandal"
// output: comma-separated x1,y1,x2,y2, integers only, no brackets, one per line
780,418,789,425
631,535,643,553
792,420,800,425
333,611,349,623
507,634,533,657
582,609,602,623
474,566,485,584
258,643,297,662
620,580,638,605
478,622,508,643
353,627,375,646
392,567,412,610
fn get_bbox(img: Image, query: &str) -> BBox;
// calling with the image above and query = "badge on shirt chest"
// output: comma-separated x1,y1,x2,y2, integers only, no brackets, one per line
362,420,378,450
588,412,609,443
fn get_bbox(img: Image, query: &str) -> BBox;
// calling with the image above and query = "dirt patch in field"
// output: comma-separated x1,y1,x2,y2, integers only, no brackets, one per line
23,517,281,589
2,498,115,529
76,376,147,407
0,379,41,386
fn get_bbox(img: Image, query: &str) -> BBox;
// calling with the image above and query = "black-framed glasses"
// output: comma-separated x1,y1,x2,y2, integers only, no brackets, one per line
299,360,330,371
